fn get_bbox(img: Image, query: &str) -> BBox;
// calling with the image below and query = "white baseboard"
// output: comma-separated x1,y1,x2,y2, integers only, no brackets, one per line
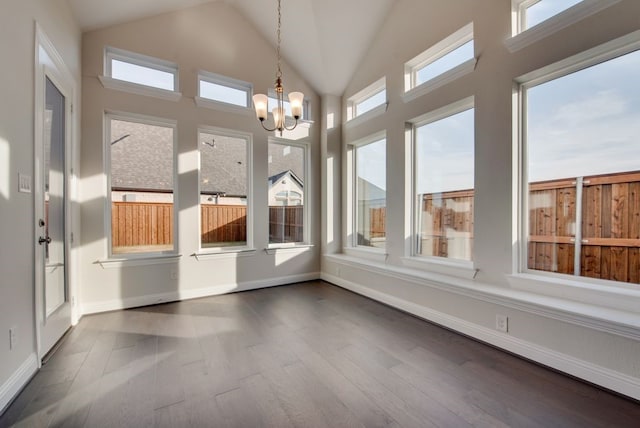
81,272,321,315
0,353,38,414
321,272,640,401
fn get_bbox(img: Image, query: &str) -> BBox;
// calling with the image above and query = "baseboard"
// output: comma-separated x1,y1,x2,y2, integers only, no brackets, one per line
0,353,38,414
81,272,321,315
321,272,640,401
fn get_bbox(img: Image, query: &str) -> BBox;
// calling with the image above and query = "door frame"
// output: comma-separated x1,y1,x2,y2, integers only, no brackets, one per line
34,23,78,361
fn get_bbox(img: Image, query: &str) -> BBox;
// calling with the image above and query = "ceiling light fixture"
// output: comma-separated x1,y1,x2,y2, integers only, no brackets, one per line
252,0,304,136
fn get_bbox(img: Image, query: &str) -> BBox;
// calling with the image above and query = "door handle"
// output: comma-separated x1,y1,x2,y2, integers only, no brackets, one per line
39,236,52,245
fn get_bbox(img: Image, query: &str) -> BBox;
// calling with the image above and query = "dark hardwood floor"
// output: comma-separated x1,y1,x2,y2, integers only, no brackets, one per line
2,280,639,427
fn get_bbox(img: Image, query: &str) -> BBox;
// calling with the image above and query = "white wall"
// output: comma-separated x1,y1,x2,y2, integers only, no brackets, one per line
323,0,640,399
0,0,81,411
79,2,321,314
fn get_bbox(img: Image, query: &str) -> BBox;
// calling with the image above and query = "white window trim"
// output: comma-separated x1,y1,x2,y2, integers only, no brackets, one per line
347,130,387,254
512,29,640,310
506,0,623,53
195,70,254,115
406,96,476,275
267,137,312,249
403,23,476,102
197,126,254,255
104,110,179,260
345,77,388,125
101,46,182,101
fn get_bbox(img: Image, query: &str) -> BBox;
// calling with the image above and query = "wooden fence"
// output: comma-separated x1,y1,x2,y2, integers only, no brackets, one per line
529,171,640,284
112,203,304,248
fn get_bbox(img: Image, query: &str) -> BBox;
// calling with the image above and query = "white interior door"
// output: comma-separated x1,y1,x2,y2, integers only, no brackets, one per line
36,73,72,358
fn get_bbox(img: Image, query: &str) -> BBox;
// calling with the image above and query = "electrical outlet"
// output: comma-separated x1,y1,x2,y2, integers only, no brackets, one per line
170,270,178,280
495,314,508,333
9,327,16,350
18,174,31,193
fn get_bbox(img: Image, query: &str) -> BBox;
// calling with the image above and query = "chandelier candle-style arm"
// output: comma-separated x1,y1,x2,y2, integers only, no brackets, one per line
252,0,304,136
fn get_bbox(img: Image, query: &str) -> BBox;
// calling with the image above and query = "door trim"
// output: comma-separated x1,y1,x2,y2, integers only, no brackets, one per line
34,22,78,361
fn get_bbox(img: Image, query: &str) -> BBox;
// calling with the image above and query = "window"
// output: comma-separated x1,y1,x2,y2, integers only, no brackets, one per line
107,114,176,255
404,23,475,99
197,71,252,109
413,99,475,262
521,45,640,285
103,47,180,98
267,96,309,120
346,78,387,122
199,129,251,250
507,1,622,52
268,141,307,244
353,137,386,248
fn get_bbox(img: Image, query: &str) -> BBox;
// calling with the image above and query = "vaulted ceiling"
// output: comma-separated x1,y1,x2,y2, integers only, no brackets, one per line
67,0,396,95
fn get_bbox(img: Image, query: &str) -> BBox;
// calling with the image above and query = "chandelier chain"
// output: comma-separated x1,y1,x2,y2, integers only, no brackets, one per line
276,0,282,80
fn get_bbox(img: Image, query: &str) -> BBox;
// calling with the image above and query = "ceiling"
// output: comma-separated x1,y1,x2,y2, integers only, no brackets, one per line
67,0,396,95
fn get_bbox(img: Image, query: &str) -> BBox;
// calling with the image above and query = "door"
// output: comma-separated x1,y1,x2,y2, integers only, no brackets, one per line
36,74,72,358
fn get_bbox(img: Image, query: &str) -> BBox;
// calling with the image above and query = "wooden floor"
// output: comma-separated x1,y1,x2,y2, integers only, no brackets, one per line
2,281,639,427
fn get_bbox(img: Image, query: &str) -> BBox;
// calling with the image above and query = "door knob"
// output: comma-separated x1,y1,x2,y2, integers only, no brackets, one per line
38,236,52,245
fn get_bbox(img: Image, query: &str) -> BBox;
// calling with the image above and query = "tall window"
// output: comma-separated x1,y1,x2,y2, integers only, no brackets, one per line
199,130,250,249
108,115,176,255
415,102,474,261
354,138,387,248
523,47,640,284
268,141,306,244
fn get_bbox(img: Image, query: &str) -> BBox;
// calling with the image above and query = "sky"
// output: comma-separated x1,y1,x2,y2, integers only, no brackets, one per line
357,139,386,191
526,0,583,29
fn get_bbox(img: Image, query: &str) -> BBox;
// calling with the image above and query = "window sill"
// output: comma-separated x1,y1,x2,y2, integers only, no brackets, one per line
99,76,182,102
507,272,640,316
96,253,182,268
505,0,622,53
403,58,477,103
401,256,477,280
343,246,387,263
265,244,314,255
194,96,253,116
345,103,388,129
192,248,257,261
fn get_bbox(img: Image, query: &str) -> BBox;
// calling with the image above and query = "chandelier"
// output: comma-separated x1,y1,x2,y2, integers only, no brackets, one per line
252,0,304,136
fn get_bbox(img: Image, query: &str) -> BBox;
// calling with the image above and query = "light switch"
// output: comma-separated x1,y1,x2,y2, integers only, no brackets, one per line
18,174,31,193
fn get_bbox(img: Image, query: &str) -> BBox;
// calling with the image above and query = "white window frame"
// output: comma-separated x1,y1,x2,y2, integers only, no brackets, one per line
345,78,388,127
195,71,254,115
506,0,622,53
104,111,179,262
267,137,311,249
344,131,387,262
196,126,254,256
511,29,640,313
99,46,181,101
402,97,477,279
403,23,476,103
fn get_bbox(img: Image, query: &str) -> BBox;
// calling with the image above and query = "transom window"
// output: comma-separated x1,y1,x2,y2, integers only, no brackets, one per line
413,99,475,262
105,47,178,92
197,71,252,108
405,23,475,95
521,45,640,285
347,78,387,121
518,0,583,30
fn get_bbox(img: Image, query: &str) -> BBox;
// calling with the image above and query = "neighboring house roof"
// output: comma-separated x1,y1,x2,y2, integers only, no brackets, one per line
357,176,386,202
268,169,303,188
110,119,303,196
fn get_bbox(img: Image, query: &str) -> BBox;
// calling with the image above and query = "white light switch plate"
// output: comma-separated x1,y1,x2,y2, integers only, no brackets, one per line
18,173,31,193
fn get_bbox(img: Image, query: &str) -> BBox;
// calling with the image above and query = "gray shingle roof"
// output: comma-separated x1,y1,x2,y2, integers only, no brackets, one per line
110,119,304,197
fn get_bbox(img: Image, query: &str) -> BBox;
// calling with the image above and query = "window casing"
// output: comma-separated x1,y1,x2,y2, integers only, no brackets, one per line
198,128,252,251
518,37,640,287
196,71,252,110
412,99,475,263
268,140,309,246
404,23,475,100
106,113,177,257
103,47,180,97
346,78,387,123
350,135,387,249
